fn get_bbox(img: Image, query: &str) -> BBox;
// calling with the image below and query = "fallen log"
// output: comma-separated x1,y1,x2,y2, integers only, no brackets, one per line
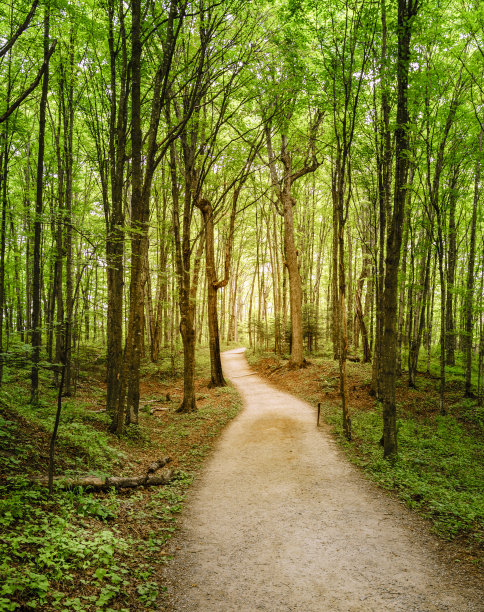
34,457,173,491
35,468,175,491
105,469,175,489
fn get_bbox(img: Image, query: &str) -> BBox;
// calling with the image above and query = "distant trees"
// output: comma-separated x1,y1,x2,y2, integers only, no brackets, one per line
0,0,481,449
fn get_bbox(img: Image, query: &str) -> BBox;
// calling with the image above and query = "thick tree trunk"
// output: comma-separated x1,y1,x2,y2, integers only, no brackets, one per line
169,131,200,413
124,0,146,426
178,233,204,413
282,191,305,368
196,199,226,387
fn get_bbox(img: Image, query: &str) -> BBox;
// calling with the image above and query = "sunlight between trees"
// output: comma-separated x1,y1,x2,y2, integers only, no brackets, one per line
0,0,482,461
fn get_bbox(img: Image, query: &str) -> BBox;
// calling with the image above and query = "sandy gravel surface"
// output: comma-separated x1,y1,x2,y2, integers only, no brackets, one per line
161,348,483,611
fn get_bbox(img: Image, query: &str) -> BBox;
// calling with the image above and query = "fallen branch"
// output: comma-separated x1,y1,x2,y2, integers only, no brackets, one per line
36,457,173,491
150,406,170,415
147,456,171,473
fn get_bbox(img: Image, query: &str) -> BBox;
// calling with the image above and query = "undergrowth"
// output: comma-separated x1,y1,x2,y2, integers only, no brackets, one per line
0,348,242,610
0,473,191,611
322,400,484,552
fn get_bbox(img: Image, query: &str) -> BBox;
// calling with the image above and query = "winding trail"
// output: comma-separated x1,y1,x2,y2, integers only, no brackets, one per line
163,349,483,611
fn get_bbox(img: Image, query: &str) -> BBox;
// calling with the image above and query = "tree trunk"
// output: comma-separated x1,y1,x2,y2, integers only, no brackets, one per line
63,28,75,396
265,126,320,367
381,0,419,460
338,201,351,440
105,0,127,430
124,0,146,427
0,124,8,386
196,199,226,387
464,125,482,397
331,171,340,360
408,243,431,388
282,189,305,368
445,166,459,366
31,7,50,403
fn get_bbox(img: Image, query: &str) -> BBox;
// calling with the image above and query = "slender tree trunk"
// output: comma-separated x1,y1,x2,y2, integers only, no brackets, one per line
0,126,8,386
31,7,51,403
445,167,458,366
372,0,391,399
106,0,127,430
381,0,419,459
396,183,412,376
408,243,431,388
331,170,340,360
63,29,74,395
338,199,351,440
477,247,483,406
464,125,482,397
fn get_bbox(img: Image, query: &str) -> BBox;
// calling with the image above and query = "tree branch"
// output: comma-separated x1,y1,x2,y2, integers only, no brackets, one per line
0,0,38,59
0,40,57,124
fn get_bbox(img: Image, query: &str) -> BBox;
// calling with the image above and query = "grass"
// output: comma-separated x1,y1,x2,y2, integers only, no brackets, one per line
0,345,242,611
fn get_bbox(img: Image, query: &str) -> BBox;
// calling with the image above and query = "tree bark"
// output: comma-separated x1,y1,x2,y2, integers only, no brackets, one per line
265,126,320,367
196,198,226,387
445,166,459,366
381,0,420,460
31,7,50,403
464,125,482,397
105,0,127,430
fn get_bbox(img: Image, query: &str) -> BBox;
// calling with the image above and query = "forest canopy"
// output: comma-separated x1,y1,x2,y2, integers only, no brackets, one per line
0,0,482,459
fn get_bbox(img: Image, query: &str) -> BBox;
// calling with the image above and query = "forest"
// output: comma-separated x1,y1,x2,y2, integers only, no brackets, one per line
0,0,483,609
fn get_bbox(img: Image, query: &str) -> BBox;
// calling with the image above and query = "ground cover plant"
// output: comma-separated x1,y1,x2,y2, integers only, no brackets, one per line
0,347,241,611
250,351,484,565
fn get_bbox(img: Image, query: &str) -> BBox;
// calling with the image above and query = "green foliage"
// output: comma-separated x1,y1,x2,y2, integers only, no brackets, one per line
451,398,484,430
0,480,129,609
0,473,198,610
0,386,126,471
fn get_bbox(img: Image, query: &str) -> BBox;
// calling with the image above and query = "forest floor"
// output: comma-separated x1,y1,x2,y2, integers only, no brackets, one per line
161,348,483,611
0,347,242,611
1,345,483,610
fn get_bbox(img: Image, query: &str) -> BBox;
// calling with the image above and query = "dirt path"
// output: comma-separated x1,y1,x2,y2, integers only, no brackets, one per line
162,349,483,611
